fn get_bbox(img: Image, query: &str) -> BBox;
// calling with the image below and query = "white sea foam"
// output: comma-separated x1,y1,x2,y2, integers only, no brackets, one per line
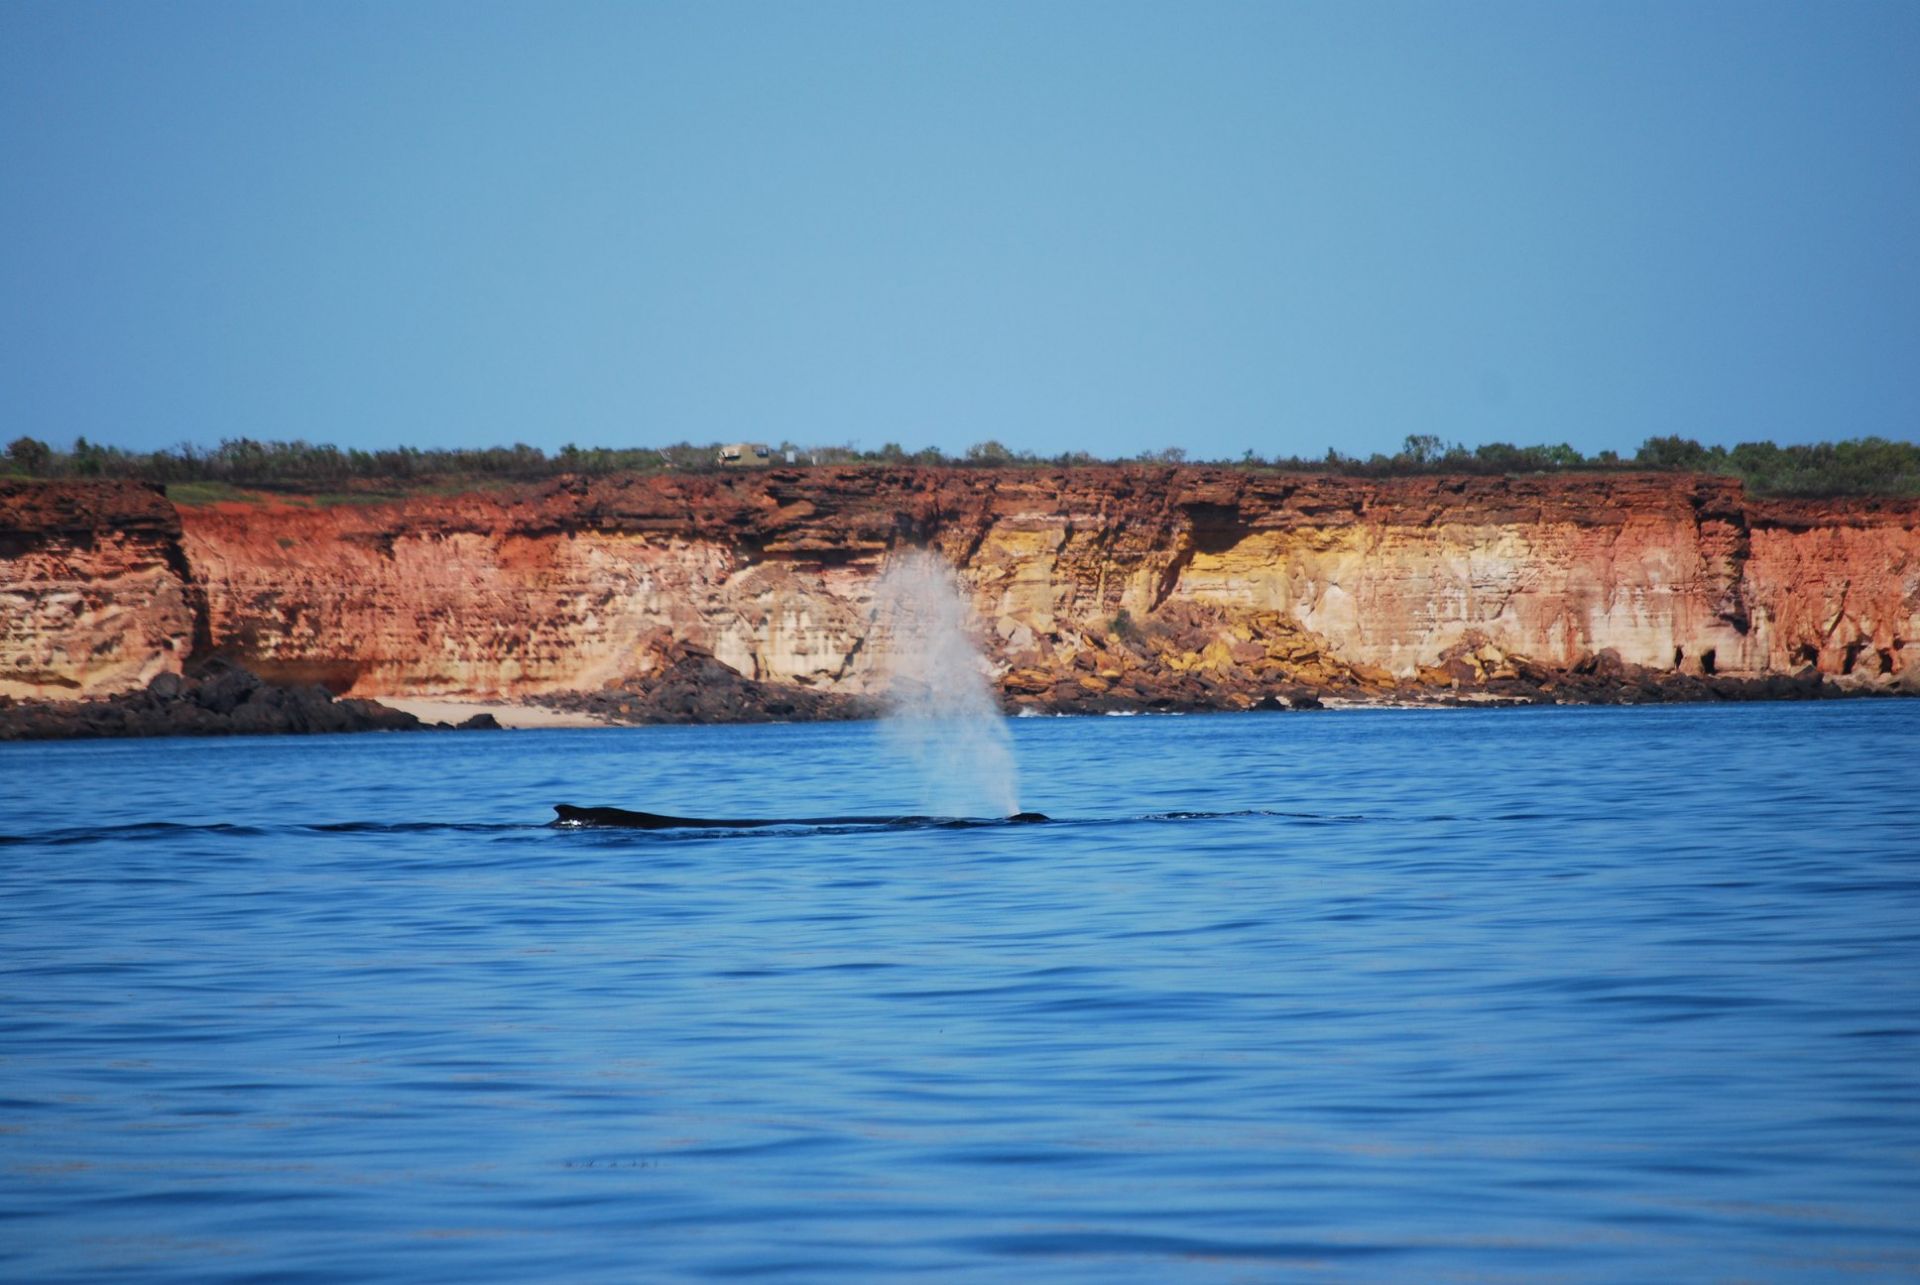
872,550,1020,817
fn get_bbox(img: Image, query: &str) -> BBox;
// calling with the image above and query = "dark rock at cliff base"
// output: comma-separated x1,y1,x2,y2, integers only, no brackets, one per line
537,642,878,725
0,663,426,741
559,644,1863,724
192,663,264,715
456,712,502,730
1433,664,1844,708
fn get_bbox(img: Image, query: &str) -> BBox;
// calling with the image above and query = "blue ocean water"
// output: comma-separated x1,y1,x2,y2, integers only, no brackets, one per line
1,703,1917,1282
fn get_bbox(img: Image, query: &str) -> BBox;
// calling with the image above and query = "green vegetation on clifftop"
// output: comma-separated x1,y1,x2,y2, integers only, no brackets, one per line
5,432,1918,497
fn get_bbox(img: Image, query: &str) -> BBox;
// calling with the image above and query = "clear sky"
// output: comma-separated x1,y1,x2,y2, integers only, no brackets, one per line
3,1,1916,462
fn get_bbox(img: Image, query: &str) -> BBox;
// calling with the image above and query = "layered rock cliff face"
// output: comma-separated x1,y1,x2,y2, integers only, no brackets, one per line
0,481,201,699
4,470,1916,707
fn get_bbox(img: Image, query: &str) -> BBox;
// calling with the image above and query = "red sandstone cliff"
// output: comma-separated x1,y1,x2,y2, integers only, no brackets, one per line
4,470,1916,706
0,480,202,699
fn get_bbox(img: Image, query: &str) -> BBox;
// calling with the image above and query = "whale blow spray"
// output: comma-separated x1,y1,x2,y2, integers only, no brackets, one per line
873,550,1020,817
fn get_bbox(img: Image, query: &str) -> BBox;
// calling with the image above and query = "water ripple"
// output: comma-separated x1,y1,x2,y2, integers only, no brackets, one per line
1,703,1917,1280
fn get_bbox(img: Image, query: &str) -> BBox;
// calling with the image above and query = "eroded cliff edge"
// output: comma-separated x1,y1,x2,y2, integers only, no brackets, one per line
1,481,203,697
4,469,1916,710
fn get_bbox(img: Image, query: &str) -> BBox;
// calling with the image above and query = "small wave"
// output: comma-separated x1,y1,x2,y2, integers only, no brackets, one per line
306,821,544,835
0,821,271,847
951,1230,1397,1263
1141,808,1367,823
0,819,542,847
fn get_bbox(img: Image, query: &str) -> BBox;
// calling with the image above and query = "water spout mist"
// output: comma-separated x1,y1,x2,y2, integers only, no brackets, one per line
872,550,1020,818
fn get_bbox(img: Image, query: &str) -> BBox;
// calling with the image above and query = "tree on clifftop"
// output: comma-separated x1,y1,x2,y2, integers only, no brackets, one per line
965,440,1016,464
1634,436,1726,471
6,437,52,475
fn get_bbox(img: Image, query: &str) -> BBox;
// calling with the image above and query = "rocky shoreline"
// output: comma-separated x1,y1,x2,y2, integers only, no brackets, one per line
0,660,498,741
532,639,880,725
0,653,1898,742
523,635,1893,730
994,600,1909,716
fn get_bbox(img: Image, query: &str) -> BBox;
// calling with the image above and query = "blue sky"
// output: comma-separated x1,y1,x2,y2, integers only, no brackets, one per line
3,1,1916,461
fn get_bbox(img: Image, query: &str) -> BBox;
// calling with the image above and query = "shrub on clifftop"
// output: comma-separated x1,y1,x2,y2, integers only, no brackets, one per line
1,431,1916,496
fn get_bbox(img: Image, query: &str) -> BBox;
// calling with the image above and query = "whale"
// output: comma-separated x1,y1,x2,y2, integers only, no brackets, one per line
553,804,1049,830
